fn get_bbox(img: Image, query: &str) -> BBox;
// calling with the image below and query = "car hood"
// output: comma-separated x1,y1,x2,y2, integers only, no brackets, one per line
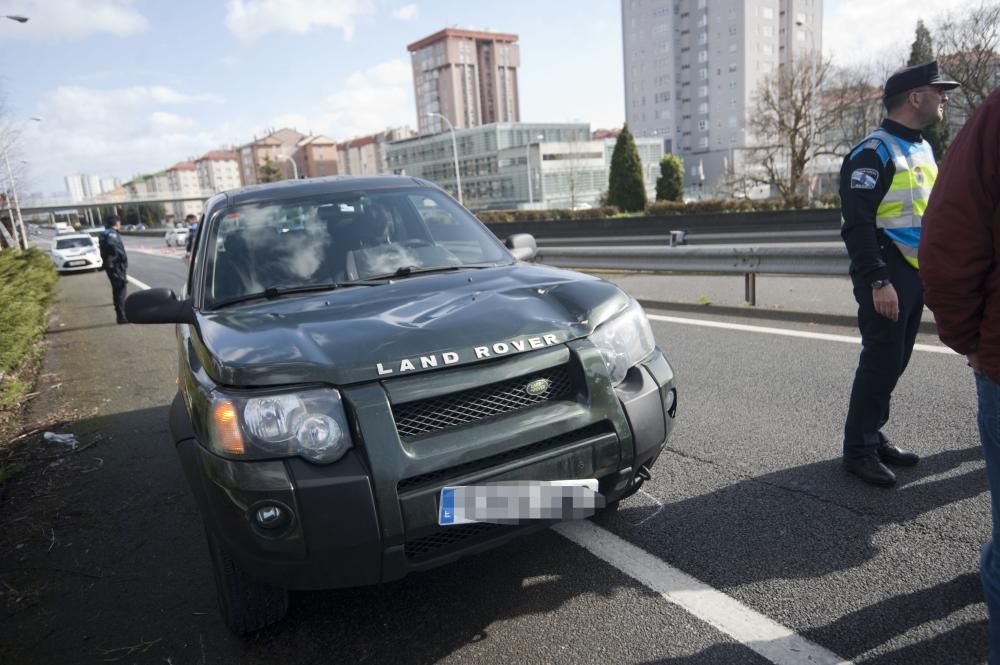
193,264,631,386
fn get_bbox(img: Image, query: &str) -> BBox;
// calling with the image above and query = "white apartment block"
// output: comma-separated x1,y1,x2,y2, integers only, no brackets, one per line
64,173,122,201
622,0,822,196
165,162,204,220
195,151,241,193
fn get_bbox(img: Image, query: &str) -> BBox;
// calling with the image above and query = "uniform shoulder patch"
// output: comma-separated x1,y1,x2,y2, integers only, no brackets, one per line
850,168,879,190
863,139,882,150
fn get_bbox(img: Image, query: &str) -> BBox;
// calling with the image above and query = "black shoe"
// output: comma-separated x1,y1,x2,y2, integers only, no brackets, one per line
877,444,920,467
116,318,128,324
843,455,897,488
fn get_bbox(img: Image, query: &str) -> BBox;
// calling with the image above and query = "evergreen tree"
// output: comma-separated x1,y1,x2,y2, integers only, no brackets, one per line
908,20,950,158
259,156,283,183
655,154,684,201
606,125,647,212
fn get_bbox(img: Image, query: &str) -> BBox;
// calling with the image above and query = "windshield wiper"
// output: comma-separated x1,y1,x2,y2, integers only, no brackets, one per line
212,280,384,309
367,263,498,280
262,281,383,299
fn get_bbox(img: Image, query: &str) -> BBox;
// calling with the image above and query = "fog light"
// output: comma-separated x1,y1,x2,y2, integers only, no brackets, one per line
255,504,287,529
664,388,676,416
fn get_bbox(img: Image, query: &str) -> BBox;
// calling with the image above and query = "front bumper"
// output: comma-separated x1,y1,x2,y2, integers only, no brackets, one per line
53,254,102,272
173,344,676,591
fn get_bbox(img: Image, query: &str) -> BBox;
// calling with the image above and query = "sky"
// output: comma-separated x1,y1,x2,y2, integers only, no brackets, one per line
0,0,973,196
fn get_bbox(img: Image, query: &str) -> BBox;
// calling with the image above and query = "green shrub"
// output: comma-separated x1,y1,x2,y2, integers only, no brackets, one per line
607,125,647,212
0,248,58,406
476,206,619,224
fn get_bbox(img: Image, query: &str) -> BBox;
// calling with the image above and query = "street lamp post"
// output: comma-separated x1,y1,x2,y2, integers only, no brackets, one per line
425,111,462,205
525,133,544,206
281,154,299,180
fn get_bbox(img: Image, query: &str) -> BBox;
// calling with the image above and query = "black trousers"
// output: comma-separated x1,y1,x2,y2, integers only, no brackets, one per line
105,270,128,322
843,242,923,457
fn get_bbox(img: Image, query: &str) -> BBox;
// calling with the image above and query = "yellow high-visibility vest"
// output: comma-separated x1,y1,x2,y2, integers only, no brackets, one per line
869,128,937,269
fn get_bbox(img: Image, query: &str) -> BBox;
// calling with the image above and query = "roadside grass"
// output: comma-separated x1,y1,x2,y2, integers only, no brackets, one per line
0,248,58,440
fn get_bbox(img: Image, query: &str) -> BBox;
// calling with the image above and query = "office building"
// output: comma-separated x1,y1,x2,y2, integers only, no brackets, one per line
621,0,822,194
408,28,521,135
385,122,664,210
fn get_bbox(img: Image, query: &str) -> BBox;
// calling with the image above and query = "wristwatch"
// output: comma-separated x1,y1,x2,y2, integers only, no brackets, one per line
871,278,891,290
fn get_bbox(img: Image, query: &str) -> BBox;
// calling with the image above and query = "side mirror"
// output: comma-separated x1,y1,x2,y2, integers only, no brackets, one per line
505,233,537,262
125,288,194,325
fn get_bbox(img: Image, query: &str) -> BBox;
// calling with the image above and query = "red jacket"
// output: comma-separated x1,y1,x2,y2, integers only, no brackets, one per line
920,88,1000,381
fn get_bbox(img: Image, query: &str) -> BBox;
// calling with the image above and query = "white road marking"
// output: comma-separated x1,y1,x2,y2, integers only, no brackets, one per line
554,520,854,665
127,275,152,291
648,313,956,355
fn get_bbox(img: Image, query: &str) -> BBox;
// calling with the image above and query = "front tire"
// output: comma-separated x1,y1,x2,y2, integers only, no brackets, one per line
204,524,289,635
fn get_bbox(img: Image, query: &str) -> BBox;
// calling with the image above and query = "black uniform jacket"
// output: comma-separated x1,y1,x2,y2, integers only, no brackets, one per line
99,228,128,277
839,119,924,284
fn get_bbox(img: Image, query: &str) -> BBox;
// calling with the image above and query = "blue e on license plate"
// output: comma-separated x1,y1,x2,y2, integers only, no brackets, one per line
438,479,601,525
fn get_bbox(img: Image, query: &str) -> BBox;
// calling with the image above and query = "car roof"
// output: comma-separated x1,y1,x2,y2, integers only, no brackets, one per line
207,175,443,211
55,233,94,241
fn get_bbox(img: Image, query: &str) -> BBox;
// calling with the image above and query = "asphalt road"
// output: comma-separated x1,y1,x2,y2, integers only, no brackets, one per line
14,230,990,664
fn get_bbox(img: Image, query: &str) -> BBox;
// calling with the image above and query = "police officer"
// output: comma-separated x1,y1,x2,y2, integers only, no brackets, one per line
183,213,198,261
840,61,959,487
99,214,129,324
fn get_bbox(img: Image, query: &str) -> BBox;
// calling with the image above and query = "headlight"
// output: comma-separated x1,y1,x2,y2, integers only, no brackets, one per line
589,297,656,385
207,387,353,464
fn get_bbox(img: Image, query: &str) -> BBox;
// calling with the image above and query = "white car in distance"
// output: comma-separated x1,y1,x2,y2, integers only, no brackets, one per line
165,226,190,247
51,233,103,273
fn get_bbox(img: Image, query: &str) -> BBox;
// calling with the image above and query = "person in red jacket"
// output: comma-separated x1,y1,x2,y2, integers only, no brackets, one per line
920,87,1000,664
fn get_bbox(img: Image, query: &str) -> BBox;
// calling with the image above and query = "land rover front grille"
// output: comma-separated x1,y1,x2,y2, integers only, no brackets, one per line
404,523,510,558
392,365,572,439
396,423,610,493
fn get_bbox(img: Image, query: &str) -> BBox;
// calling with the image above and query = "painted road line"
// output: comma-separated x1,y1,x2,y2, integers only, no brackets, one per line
127,275,152,291
648,314,955,355
554,520,853,665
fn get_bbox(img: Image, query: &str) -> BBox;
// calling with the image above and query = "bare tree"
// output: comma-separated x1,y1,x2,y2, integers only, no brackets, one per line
935,1,1000,119
747,53,839,204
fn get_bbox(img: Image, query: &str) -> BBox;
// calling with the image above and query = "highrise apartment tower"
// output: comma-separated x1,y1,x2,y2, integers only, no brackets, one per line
622,0,822,193
408,28,521,135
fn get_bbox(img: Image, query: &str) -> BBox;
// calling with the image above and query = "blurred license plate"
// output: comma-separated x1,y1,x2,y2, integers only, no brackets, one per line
66,260,86,267
438,479,601,525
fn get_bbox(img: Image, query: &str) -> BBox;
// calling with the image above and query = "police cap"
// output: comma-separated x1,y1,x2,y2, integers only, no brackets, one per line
883,60,959,99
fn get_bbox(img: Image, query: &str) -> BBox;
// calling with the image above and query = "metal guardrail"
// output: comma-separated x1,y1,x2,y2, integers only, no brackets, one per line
537,245,850,305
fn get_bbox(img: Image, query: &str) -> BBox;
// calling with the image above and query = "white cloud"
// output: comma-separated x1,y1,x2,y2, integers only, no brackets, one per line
24,84,241,194
824,0,958,68
270,113,311,132
224,0,376,44
391,3,418,21
220,55,241,67
319,59,414,138
147,111,194,130
0,0,147,41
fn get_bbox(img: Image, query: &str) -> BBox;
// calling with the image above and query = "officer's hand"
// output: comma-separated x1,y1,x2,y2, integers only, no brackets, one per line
872,283,900,322
968,350,982,373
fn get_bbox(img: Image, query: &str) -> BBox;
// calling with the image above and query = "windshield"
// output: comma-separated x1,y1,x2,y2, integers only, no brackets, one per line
55,237,94,250
202,187,511,308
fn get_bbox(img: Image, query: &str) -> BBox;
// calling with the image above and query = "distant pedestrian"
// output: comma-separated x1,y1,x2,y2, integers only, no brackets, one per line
183,213,198,261
839,60,958,487
98,215,129,324
920,87,1000,664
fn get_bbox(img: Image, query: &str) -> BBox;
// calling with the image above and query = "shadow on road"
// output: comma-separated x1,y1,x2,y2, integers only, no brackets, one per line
603,446,989,665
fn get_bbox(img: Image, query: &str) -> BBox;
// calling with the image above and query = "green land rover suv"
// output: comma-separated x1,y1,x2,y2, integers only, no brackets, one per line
126,176,677,634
